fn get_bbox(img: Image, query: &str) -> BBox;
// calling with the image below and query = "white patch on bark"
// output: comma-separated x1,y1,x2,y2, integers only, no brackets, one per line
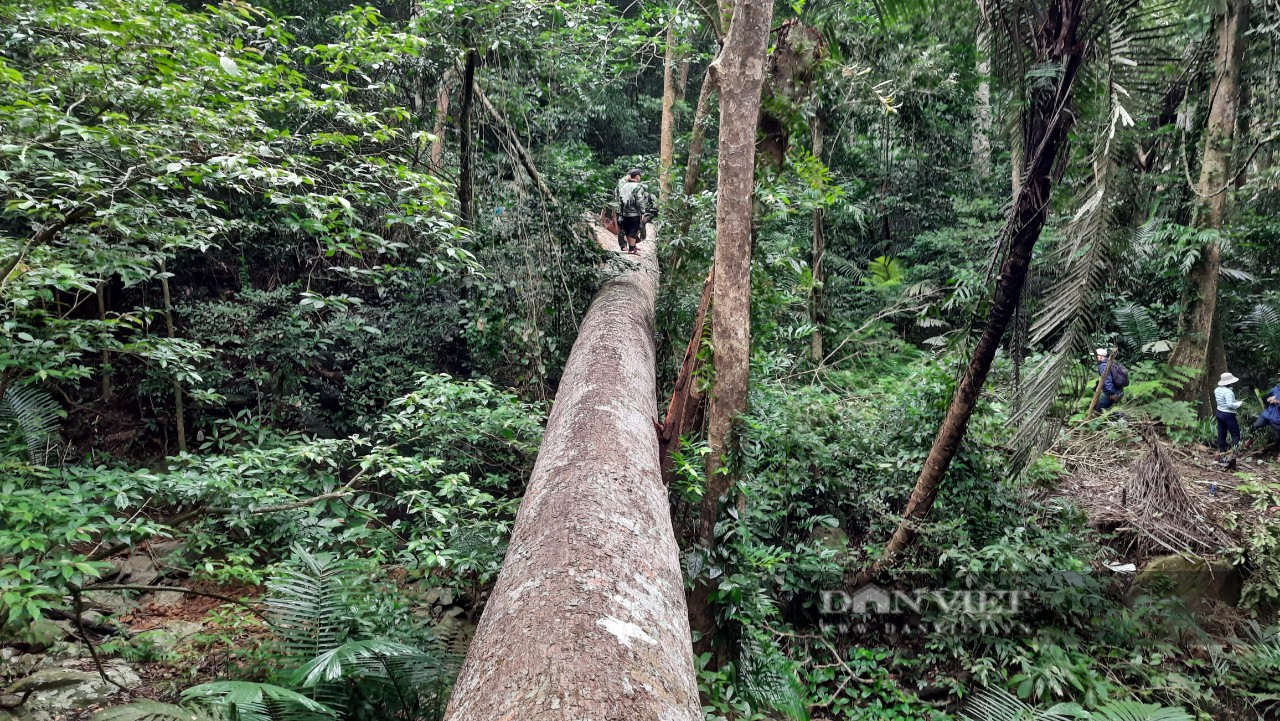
597,615,656,648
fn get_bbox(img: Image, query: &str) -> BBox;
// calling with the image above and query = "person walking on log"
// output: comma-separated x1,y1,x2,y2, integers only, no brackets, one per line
615,168,655,255
1214,371,1244,461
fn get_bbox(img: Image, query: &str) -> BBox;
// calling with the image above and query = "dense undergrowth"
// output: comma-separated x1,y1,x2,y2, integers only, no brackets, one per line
4,0,1280,719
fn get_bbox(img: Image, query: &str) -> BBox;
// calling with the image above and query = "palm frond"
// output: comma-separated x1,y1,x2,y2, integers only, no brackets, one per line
291,638,433,687
0,384,63,465
265,546,361,661
93,700,224,721
959,685,1085,720
1241,301,1280,359
181,682,336,721
1009,154,1121,468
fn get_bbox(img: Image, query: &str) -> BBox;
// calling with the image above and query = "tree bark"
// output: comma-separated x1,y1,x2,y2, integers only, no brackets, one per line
443,228,700,721
659,20,679,204
1167,0,1248,407
699,0,773,542
811,118,825,363
458,50,478,228
865,0,1086,579
689,0,774,651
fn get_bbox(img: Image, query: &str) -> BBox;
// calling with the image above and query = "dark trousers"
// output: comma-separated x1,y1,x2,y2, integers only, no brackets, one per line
619,215,642,245
1216,411,1241,451
1097,392,1120,411
1253,416,1280,442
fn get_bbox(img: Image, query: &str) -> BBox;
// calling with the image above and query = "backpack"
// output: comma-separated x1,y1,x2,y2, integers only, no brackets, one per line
1108,362,1129,389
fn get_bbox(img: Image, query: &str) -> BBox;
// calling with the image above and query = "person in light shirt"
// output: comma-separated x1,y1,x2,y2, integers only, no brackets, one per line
1213,372,1244,455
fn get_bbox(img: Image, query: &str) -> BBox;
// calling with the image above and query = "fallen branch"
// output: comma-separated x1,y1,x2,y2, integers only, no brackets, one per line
78,584,267,620
475,86,557,207
70,591,129,693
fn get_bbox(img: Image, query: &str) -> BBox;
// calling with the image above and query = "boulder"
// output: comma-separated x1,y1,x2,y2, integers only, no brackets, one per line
1127,554,1242,613
114,555,160,587
160,620,202,640
0,662,139,720
149,590,185,607
83,590,131,615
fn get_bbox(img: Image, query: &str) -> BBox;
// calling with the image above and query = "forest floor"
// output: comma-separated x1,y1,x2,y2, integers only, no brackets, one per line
1049,420,1279,575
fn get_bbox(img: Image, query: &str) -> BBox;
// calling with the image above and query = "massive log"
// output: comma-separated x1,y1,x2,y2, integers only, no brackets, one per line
443,226,700,721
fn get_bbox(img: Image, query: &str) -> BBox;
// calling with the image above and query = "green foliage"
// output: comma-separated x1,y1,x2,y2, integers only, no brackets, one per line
0,383,62,464
960,685,1194,721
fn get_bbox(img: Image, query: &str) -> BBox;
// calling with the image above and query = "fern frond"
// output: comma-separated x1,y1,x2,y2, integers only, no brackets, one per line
822,253,865,281
0,385,63,465
737,634,809,721
1090,700,1194,721
1113,302,1164,353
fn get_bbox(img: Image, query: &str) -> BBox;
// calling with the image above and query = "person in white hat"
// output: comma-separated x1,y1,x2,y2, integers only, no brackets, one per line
1214,372,1244,453
1094,349,1125,411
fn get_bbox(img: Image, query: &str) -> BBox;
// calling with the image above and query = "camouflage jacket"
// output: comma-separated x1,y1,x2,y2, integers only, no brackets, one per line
615,179,654,218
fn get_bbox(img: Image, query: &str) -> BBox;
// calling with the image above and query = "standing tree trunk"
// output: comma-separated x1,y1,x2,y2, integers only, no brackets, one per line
1167,0,1249,406
689,0,775,651
430,73,453,173
659,20,680,204
457,50,478,228
159,259,185,453
443,230,700,721
97,281,111,402
864,0,1087,579
973,3,993,178
681,69,718,200
811,118,825,362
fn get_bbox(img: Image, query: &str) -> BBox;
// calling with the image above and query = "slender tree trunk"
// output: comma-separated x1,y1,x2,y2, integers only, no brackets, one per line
659,20,679,204
682,69,717,198
430,75,453,173
443,232,700,721
1168,0,1249,407
458,50,478,228
811,118,825,362
973,5,992,178
864,0,1086,579
97,282,111,402
678,57,691,104
689,0,774,651
159,260,185,453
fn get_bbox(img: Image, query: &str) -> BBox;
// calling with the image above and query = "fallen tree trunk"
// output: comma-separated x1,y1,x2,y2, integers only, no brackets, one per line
443,226,700,721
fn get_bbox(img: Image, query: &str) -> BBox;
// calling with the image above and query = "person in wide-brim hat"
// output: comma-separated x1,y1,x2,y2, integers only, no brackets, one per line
1213,371,1244,455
